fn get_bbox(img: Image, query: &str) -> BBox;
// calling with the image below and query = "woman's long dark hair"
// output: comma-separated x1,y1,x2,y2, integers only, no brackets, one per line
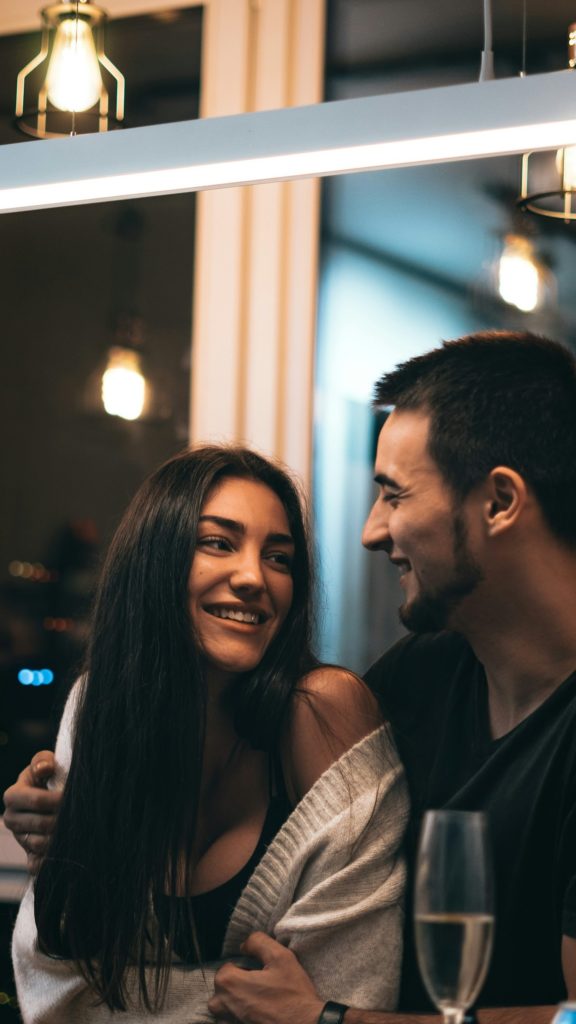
34,445,318,1011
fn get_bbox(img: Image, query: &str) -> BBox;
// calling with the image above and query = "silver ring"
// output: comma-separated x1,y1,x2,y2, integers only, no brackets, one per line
22,832,31,850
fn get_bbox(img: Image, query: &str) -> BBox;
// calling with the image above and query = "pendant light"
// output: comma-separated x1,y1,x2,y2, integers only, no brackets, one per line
101,346,147,421
15,1,124,139
517,24,576,222
497,234,544,313
101,316,148,422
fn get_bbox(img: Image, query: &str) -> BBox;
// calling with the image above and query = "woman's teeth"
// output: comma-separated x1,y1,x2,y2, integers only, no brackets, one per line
209,608,260,624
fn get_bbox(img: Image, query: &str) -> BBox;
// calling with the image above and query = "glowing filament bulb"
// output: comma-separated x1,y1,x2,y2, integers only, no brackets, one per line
102,347,147,421
498,235,540,313
46,17,102,112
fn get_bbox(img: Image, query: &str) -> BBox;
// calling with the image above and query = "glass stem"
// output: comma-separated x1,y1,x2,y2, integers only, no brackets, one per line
443,1010,464,1024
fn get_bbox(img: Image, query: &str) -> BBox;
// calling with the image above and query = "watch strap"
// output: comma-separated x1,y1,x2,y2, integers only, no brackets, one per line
317,1001,348,1024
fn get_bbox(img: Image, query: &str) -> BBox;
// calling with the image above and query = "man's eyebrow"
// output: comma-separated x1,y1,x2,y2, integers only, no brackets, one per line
198,515,294,545
374,473,402,489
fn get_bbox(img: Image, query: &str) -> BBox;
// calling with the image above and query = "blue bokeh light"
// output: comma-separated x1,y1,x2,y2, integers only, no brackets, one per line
17,668,54,686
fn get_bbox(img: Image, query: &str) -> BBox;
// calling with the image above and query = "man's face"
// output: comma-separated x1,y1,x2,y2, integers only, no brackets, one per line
362,408,484,632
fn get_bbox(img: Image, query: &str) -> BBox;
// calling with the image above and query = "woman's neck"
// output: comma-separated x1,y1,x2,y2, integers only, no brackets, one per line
202,667,242,781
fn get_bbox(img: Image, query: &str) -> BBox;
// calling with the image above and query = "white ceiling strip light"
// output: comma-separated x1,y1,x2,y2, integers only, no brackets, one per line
1,70,575,214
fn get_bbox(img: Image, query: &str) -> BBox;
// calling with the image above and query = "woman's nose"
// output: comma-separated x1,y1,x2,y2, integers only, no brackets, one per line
229,551,265,591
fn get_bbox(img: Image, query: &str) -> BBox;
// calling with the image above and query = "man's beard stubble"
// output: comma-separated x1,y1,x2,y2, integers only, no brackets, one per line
399,509,484,634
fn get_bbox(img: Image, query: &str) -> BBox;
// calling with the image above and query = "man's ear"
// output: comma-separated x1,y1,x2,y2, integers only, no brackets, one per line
482,466,528,536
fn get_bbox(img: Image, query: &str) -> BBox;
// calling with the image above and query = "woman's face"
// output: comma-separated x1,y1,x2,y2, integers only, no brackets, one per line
188,476,295,683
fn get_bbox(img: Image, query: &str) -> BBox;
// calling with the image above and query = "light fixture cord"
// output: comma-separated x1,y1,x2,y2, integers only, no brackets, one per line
479,0,495,81
70,0,80,136
520,0,527,76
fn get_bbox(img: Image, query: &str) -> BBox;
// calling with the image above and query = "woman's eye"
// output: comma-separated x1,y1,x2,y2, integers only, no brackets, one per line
266,552,293,572
197,535,233,552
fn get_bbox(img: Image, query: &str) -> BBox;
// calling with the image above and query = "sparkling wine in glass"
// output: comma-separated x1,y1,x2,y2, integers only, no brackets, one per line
414,810,494,1024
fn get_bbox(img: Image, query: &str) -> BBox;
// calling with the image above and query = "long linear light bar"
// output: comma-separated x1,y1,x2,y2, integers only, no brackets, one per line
1,71,576,214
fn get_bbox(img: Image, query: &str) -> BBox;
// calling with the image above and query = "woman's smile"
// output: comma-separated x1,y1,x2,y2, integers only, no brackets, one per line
203,604,270,625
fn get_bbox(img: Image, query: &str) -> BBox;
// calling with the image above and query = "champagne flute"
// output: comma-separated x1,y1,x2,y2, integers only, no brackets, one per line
414,810,494,1024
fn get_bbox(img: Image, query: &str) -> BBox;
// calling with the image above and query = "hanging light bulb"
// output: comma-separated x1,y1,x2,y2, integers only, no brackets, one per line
498,234,542,313
45,16,102,112
15,2,125,139
102,347,147,421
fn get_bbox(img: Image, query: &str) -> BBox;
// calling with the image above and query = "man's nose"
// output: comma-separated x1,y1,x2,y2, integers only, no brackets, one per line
362,501,391,551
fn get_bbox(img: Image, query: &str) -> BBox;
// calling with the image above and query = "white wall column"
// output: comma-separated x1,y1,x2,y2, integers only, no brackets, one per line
190,0,326,490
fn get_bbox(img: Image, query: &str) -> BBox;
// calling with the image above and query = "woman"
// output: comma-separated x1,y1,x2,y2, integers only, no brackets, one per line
11,445,408,1023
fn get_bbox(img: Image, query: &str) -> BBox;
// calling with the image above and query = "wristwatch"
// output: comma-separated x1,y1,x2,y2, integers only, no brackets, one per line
317,1002,348,1024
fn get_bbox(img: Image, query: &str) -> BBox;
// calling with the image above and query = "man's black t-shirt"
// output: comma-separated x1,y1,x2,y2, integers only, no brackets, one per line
364,631,576,1010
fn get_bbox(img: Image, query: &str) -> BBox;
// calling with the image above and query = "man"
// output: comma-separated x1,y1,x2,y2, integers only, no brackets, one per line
207,331,576,1024
5,331,576,1024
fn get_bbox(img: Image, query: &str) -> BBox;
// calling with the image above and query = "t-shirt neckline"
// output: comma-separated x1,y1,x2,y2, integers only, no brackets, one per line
472,660,576,755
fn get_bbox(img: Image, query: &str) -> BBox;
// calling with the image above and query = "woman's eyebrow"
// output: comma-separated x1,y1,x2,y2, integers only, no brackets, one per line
198,515,294,545
267,532,295,546
198,514,244,533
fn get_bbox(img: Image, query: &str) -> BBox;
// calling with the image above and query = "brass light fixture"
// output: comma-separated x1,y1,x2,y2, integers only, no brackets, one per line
15,1,125,139
517,24,576,222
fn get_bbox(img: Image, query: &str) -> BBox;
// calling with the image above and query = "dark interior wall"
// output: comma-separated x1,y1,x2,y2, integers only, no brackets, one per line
0,194,195,573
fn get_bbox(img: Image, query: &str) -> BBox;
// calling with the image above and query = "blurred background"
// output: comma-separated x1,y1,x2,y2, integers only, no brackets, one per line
1,0,576,1012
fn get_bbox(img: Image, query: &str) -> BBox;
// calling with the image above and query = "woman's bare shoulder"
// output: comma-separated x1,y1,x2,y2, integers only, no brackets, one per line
281,665,383,802
298,664,379,707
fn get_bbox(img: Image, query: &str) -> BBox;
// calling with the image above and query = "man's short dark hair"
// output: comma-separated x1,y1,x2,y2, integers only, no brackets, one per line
373,331,576,546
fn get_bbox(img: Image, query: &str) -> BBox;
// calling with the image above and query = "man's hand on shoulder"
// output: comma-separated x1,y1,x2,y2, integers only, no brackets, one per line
2,750,59,874
209,932,324,1024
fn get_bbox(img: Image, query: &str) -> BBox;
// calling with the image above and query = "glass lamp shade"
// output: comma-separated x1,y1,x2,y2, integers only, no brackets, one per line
45,16,102,112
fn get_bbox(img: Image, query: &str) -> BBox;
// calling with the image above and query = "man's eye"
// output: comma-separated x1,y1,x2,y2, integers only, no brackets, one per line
383,493,401,505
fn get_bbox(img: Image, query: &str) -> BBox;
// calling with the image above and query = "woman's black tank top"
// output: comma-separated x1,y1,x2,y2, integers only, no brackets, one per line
157,758,292,963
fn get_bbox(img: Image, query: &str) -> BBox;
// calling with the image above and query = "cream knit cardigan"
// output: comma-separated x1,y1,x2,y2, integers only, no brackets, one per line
13,688,408,1024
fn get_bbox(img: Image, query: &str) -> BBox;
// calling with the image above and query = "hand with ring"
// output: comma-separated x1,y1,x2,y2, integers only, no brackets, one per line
3,751,61,874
